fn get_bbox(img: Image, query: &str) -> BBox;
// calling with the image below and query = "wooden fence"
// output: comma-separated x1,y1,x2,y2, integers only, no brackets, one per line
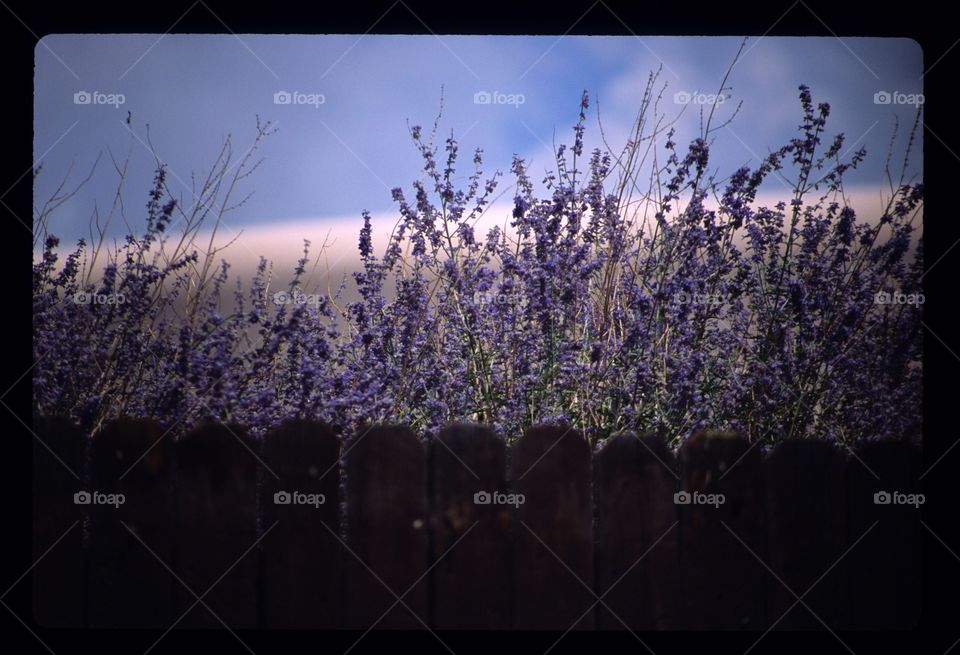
32,416,922,630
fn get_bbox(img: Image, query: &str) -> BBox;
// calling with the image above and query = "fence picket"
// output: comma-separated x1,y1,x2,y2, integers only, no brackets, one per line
174,423,259,628
847,440,922,629
32,416,86,627
88,418,175,627
511,425,594,630
764,439,848,630
429,423,511,629
344,425,428,629
260,420,342,628
677,431,765,630
596,432,680,629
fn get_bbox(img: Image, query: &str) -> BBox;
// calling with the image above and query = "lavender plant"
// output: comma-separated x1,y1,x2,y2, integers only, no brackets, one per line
33,82,922,448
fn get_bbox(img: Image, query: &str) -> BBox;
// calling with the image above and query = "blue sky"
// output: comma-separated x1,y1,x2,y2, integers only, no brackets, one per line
34,35,923,251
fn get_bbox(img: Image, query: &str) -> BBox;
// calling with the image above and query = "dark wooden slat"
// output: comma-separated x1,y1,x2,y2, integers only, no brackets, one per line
764,439,848,630
32,416,86,627
847,440,922,629
88,418,175,627
677,431,765,630
430,423,510,629
344,425,428,629
260,420,342,628
595,432,680,630
511,425,594,630
174,423,259,628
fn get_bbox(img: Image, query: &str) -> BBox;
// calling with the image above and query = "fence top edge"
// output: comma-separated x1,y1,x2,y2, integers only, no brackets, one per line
91,416,166,440
436,422,505,443
31,415,925,455
513,424,592,462
263,418,337,437
595,430,673,458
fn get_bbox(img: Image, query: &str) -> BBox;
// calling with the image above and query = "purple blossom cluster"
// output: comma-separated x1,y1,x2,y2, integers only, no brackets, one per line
33,86,923,447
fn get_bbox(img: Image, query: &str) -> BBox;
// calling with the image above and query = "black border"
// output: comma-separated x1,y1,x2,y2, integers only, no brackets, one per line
4,0,955,652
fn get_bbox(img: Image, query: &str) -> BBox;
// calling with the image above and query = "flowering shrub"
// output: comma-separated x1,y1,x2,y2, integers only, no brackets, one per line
33,84,922,447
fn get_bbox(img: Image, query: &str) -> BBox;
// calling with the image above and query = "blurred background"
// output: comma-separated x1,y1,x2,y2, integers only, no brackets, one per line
34,35,924,283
